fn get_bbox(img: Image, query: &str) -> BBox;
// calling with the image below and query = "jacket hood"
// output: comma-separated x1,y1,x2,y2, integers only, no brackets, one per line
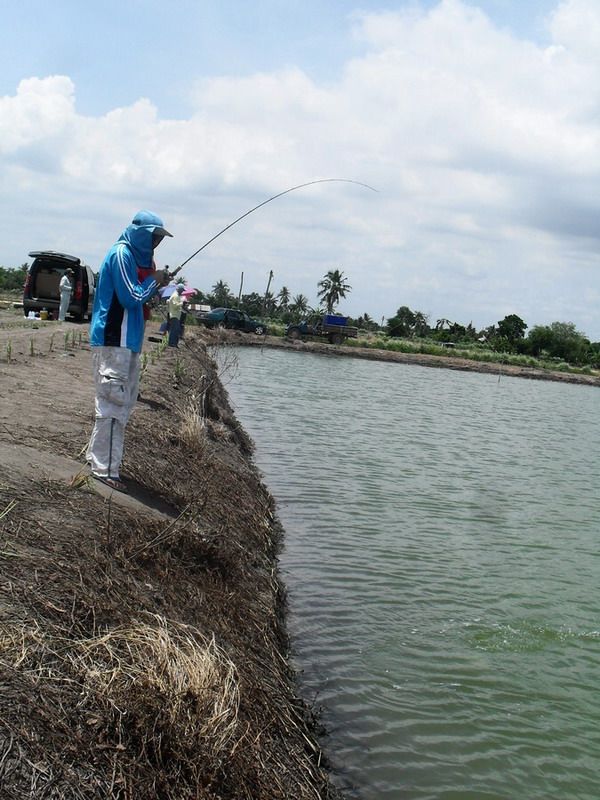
117,210,173,268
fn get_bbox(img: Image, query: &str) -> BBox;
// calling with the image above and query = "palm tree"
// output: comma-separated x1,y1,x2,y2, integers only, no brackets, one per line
263,291,277,315
435,318,451,331
277,286,291,310
317,269,352,314
413,311,429,337
290,294,309,315
211,280,233,308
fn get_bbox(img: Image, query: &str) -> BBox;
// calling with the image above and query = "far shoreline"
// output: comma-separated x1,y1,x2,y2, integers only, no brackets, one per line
223,332,600,389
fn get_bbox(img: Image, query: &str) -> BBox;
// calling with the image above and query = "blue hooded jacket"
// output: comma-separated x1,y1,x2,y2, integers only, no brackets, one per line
90,211,172,352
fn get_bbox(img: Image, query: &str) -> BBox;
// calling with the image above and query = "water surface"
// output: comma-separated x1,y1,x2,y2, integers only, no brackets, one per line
223,346,600,800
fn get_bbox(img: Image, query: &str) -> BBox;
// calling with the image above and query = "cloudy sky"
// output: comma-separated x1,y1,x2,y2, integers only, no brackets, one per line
2,0,600,338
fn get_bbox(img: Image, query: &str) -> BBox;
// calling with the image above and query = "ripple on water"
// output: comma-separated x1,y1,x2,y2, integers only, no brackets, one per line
225,347,600,800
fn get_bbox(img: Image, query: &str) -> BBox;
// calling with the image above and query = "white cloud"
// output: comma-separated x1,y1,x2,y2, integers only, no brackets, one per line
2,0,600,338
0,76,76,154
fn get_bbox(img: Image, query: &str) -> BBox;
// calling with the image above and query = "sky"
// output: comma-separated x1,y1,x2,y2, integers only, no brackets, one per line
2,0,600,339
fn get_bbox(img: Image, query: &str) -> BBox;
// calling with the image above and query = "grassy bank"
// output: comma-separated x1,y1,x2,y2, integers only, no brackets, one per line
259,321,598,378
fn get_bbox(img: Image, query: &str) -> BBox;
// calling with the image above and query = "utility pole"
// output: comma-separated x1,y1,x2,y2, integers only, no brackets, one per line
261,269,273,318
237,271,244,308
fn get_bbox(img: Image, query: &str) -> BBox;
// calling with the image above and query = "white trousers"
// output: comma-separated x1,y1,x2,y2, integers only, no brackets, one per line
58,291,71,321
86,347,140,478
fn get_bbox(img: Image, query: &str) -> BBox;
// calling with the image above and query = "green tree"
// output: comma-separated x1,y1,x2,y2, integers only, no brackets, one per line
526,321,590,363
0,265,28,292
317,269,351,313
276,286,291,311
497,314,527,342
525,324,554,357
210,280,234,308
431,320,468,343
387,306,416,337
240,292,263,316
448,322,467,339
413,311,430,337
262,291,277,316
353,312,379,332
290,294,309,315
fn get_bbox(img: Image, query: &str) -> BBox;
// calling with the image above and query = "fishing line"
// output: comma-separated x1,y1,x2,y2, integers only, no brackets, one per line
169,178,378,277
152,177,378,375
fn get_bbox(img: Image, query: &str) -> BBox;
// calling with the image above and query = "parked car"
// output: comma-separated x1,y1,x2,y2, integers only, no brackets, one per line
196,307,268,335
23,251,96,321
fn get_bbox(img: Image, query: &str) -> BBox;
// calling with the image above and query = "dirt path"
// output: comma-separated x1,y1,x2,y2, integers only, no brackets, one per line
0,316,342,800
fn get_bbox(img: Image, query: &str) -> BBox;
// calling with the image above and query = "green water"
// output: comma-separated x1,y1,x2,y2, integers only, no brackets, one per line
225,346,600,800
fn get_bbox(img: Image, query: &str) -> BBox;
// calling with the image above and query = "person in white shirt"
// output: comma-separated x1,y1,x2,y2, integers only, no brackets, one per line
167,284,186,347
58,268,74,321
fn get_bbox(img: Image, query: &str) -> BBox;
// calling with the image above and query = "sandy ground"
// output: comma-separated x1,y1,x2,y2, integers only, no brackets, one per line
0,313,343,800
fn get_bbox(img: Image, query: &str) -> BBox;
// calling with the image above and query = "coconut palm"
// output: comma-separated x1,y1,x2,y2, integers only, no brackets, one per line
262,291,277,315
412,311,429,337
317,269,352,313
290,294,309,314
277,286,291,310
211,280,234,308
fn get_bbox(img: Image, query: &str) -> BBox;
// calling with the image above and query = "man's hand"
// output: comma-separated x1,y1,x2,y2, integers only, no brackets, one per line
151,269,169,286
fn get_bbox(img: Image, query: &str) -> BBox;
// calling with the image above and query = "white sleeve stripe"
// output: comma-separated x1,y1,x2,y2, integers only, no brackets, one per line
116,245,136,295
116,244,156,301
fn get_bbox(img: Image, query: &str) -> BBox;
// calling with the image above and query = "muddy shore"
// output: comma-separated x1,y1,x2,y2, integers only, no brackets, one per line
0,319,342,799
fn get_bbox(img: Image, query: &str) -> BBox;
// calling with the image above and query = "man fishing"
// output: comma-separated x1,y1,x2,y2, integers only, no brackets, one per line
86,210,170,493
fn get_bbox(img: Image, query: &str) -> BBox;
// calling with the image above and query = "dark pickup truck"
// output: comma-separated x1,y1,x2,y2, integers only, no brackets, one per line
286,315,358,345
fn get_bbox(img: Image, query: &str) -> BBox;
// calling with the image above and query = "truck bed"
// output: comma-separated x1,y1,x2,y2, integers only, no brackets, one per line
322,323,358,338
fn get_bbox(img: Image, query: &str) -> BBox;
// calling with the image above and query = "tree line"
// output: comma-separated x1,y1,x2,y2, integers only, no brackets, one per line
189,270,598,367
188,268,356,324
385,306,599,366
4,263,597,366
0,265,28,292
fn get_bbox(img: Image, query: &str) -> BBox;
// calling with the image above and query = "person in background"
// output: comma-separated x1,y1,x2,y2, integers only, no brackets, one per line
86,210,170,493
58,267,74,321
179,298,189,340
167,283,186,348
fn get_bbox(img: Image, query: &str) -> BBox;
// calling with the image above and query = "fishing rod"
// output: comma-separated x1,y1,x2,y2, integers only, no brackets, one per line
166,178,378,280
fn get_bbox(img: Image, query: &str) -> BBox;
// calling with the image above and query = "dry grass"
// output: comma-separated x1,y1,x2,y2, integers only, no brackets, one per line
2,614,240,751
0,615,242,797
180,393,206,450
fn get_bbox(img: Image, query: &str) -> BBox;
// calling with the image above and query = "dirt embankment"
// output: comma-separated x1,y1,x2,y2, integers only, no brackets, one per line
237,333,600,388
0,319,342,800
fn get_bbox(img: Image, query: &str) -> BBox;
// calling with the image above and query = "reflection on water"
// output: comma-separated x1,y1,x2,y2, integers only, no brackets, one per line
224,346,600,800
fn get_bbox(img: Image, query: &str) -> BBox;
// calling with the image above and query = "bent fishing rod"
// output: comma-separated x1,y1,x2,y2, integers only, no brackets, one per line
165,178,378,280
